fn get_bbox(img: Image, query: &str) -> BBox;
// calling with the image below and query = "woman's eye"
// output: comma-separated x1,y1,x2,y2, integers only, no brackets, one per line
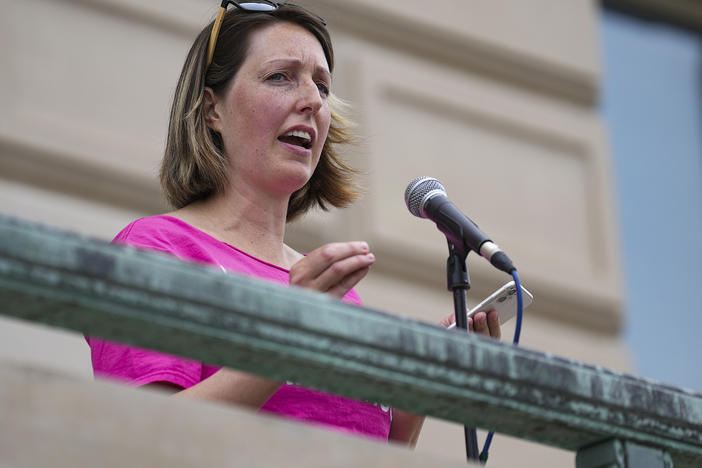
317,82,330,97
267,72,287,82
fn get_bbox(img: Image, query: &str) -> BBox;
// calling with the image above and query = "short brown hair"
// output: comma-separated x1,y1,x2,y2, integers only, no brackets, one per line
161,4,360,221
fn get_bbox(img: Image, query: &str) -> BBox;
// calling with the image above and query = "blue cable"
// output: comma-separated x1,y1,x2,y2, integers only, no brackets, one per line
479,269,523,464
511,270,523,345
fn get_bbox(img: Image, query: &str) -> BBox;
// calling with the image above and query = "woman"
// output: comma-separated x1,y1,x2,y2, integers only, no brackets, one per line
87,1,501,446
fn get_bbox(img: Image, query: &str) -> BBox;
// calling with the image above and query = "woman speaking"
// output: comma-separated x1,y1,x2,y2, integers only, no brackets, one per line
86,1,501,447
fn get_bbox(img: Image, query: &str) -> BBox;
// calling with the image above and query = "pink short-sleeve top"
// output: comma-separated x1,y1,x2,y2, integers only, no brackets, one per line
86,216,392,440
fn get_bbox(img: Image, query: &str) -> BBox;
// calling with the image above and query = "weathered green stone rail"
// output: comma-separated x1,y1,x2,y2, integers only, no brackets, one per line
1,214,701,466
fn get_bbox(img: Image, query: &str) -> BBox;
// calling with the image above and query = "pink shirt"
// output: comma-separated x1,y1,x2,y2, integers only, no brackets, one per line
86,215,392,440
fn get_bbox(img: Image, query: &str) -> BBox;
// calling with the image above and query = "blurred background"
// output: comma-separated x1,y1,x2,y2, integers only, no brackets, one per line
1,0,700,466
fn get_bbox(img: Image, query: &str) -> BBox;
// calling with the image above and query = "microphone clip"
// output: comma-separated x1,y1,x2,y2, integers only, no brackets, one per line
446,241,471,293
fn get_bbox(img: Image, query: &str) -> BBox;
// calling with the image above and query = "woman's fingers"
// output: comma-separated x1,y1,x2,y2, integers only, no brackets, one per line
290,242,368,280
472,312,489,334
289,241,375,298
327,264,371,298
486,309,502,339
312,252,374,292
438,312,455,328
469,310,502,339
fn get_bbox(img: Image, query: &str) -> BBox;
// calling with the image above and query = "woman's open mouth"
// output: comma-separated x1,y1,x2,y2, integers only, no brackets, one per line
278,129,313,150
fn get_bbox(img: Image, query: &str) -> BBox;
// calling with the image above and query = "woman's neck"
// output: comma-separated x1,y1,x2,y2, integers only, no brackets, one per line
167,188,300,268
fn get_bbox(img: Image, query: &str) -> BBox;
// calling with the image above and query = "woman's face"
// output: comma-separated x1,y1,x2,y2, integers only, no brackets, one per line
207,22,332,198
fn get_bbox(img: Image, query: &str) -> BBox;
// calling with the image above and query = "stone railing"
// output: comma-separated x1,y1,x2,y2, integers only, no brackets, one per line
0,214,700,467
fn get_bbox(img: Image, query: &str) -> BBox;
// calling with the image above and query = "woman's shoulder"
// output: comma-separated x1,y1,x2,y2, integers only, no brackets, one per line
115,215,185,244
113,215,216,255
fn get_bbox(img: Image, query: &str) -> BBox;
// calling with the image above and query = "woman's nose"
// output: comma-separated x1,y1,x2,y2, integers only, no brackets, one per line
297,79,323,114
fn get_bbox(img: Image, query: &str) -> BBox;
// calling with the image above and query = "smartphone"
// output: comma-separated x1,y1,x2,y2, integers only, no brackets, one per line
447,281,533,329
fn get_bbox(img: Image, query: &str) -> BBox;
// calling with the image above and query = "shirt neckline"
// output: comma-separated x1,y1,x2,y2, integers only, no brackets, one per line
155,215,292,274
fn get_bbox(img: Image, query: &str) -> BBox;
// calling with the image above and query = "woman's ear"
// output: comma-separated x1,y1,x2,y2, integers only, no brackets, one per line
203,87,222,132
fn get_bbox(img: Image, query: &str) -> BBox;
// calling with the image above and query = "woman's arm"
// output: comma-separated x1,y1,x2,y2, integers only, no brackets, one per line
147,369,281,408
148,242,375,406
175,369,281,407
389,410,425,447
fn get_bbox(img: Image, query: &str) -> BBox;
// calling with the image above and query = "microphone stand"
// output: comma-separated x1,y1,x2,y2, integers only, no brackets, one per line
446,241,480,462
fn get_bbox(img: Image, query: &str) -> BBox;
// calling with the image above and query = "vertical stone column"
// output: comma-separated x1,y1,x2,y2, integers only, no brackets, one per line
577,440,674,468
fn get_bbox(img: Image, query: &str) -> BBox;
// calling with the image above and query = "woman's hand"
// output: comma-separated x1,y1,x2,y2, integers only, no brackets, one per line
289,241,375,298
439,309,502,340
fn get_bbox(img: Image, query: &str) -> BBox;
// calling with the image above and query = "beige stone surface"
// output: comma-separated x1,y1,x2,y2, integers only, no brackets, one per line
319,0,600,78
0,362,480,468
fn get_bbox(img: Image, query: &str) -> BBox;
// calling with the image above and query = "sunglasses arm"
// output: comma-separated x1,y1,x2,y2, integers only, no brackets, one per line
206,6,227,67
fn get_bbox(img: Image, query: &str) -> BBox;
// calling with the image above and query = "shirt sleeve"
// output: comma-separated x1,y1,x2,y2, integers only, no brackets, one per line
85,218,209,389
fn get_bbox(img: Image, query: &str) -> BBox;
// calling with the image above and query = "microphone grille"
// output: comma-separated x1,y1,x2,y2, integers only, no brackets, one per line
404,176,446,218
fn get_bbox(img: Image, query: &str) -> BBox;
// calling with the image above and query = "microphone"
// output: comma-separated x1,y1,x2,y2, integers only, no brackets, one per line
404,176,516,274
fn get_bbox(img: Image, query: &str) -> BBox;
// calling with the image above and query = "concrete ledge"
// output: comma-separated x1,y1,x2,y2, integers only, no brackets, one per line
1,214,701,466
0,362,469,468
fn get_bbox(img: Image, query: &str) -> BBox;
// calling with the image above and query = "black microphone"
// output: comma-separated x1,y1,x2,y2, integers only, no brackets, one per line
404,176,516,274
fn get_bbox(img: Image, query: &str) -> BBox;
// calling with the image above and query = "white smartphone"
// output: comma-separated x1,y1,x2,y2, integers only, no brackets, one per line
447,281,533,329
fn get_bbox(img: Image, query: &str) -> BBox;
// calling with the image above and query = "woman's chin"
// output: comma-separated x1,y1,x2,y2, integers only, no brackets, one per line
273,171,314,196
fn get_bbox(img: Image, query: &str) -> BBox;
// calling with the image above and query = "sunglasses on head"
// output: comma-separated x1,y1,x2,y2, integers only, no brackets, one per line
206,1,327,68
